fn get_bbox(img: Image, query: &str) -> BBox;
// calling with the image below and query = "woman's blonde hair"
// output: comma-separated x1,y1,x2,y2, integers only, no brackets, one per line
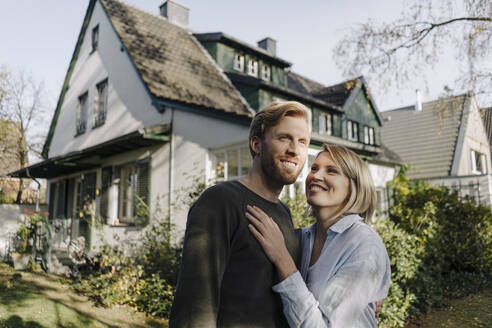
319,144,376,222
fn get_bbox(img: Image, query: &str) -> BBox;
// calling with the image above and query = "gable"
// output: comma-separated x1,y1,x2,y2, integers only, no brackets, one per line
453,97,491,175
381,96,465,179
46,0,168,158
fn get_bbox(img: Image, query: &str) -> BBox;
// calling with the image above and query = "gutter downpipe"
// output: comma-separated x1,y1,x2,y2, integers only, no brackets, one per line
168,107,175,234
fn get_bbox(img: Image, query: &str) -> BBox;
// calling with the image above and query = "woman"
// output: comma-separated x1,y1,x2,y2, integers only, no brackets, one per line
246,144,390,327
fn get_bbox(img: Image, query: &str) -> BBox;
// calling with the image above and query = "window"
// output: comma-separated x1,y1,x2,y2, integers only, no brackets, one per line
364,126,375,145
247,59,258,76
347,120,358,141
92,25,99,52
214,146,252,181
261,64,271,81
233,54,244,71
471,150,487,174
319,113,333,136
99,167,112,223
76,92,88,135
117,159,150,224
48,180,68,220
94,79,108,127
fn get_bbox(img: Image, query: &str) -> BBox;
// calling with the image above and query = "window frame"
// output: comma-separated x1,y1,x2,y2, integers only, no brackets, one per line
247,59,258,77
233,54,244,72
363,126,375,145
91,25,99,52
347,120,359,141
261,64,271,81
471,149,487,175
116,159,151,225
213,145,252,182
93,78,108,128
75,92,88,136
319,113,333,136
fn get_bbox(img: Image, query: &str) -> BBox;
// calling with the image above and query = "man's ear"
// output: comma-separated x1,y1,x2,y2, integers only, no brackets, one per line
250,136,261,157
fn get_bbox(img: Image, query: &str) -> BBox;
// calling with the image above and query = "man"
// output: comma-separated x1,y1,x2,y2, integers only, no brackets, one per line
170,101,311,327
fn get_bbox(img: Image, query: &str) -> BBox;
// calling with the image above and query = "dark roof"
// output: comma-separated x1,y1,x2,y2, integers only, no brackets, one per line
381,95,468,179
194,32,291,67
101,0,251,116
286,71,325,95
312,78,359,108
481,107,492,154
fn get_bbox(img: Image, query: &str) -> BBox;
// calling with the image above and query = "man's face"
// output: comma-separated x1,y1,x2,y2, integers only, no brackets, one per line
259,116,310,186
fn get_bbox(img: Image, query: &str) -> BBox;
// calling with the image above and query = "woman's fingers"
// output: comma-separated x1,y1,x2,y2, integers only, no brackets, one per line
246,205,270,223
248,223,264,242
245,211,266,234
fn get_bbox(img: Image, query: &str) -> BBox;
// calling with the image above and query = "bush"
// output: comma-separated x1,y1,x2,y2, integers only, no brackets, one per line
374,169,492,327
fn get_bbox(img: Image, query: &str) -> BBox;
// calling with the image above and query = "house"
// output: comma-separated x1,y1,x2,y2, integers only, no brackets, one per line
11,0,400,251
381,93,492,205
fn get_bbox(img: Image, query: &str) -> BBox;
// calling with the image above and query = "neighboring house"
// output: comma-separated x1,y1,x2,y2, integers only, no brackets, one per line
381,93,492,206
480,107,492,157
11,0,399,251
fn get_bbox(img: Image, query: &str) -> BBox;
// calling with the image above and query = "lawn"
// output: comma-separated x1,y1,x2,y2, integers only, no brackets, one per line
0,263,167,328
405,284,492,328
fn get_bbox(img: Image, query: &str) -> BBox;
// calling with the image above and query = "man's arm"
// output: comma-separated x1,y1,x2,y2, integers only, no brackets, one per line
169,187,234,327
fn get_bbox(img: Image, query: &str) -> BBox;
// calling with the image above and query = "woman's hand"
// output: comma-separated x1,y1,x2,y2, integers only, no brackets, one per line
246,205,298,280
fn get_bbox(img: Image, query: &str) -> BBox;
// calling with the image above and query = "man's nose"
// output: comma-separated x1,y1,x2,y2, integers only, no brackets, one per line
286,140,299,156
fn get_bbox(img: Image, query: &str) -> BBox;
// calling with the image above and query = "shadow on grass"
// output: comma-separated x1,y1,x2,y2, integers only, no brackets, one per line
0,274,60,312
0,315,46,328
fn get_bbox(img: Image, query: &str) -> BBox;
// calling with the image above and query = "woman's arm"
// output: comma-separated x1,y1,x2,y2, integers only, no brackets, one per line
246,206,389,328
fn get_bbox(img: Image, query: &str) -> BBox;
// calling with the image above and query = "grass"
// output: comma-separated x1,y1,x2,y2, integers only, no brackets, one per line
405,284,492,328
0,262,167,328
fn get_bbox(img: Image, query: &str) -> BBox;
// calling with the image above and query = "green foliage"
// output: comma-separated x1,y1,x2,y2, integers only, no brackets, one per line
72,211,181,318
282,186,315,229
13,211,49,254
374,169,492,327
70,177,208,318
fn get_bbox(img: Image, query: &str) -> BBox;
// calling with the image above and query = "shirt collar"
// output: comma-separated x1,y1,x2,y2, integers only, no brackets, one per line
304,214,362,237
329,214,362,234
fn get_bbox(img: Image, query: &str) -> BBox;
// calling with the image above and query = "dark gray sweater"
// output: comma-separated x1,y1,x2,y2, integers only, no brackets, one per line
170,180,301,327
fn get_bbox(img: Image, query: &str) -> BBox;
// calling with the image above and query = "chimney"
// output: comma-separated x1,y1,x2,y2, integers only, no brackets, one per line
258,37,277,56
415,89,422,112
160,0,189,28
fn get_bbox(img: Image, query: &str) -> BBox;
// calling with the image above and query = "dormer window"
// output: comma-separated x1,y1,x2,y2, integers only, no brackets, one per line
247,59,258,77
261,64,271,81
233,54,244,71
92,25,99,52
347,120,358,141
364,126,375,145
319,113,332,136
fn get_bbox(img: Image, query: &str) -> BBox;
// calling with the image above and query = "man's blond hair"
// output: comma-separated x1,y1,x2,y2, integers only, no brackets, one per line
248,101,311,157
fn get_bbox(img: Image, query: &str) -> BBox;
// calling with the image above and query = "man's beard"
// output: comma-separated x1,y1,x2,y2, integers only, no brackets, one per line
260,144,301,186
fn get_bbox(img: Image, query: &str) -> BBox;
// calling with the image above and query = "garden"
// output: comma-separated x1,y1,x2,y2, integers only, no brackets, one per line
2,170,492,327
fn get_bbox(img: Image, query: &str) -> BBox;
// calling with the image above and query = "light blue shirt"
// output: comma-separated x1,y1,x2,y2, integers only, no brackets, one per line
272,214,391,328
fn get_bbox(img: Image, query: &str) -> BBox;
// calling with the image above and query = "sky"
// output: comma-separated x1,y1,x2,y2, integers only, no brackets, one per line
0,0,459,115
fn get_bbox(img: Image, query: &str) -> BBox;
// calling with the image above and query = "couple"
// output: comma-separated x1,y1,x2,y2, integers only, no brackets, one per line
170,101,390,327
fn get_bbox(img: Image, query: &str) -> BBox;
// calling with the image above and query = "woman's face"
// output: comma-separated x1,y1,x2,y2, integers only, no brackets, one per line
305,151,350,211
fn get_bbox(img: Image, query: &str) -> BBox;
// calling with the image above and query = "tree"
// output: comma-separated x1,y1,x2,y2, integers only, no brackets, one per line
0,66,49,203
333,0,492,107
